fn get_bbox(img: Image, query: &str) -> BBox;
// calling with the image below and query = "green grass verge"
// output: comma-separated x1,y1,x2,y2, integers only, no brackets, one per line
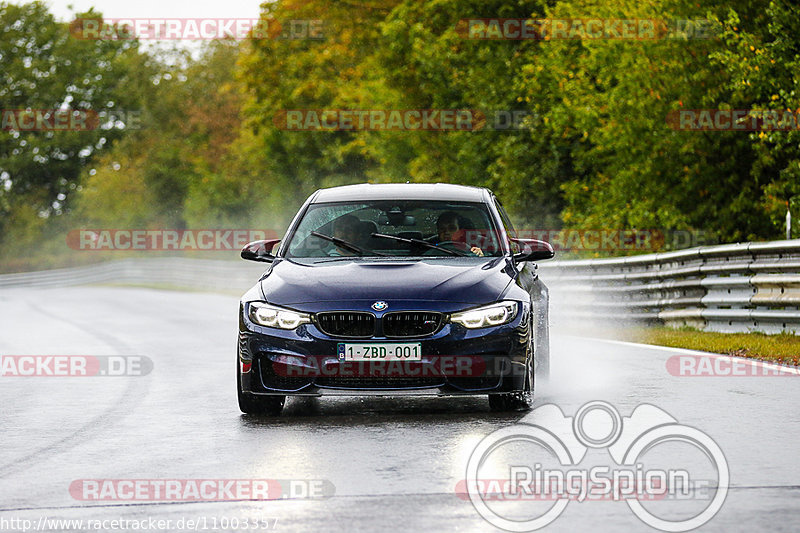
620,327,800,366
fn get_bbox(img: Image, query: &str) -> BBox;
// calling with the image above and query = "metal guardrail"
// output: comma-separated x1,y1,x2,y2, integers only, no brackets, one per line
2,239,799,334
536,239,800,334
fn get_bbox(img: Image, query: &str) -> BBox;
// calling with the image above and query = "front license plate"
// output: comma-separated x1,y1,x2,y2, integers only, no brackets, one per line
338,343,422,361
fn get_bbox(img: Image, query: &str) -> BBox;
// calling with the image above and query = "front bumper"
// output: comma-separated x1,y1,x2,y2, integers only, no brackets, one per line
238,302,531,396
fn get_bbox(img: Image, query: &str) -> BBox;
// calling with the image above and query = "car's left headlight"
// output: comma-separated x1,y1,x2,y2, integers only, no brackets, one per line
248,301,311,330
450,301,518,329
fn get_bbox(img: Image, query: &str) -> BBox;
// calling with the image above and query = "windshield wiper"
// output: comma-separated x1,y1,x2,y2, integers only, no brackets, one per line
369,233,466,256
309,231,387,257
311,256,412,264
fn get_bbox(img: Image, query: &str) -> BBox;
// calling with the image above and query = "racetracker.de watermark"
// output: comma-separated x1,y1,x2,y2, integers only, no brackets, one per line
264,355,518,379
462,401,728,531
667,354,800,377
0,355,152,377
667,109,800,131
1,515,278,532
70,18,324,40
67,229,278,251
273,110,536,131
455,229,709,253
1,109,142,132
456,18,715,40
69,479,334,501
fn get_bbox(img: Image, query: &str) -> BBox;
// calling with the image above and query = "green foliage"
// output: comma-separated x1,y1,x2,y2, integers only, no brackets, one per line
0,2,141,242
518,0,776,243
236,0,402,211
77,41,248,229
4,0,800,270
709,0,800,236
370,0,564,228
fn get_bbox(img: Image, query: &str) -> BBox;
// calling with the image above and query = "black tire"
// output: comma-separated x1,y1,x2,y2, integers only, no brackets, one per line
489,338,534,412
488,391,531,412
237,359,285,416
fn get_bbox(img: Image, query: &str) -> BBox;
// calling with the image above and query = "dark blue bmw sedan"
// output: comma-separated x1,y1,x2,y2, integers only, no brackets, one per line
237,183,554,415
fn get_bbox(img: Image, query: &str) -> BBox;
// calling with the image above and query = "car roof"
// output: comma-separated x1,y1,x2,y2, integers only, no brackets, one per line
311,183,489,203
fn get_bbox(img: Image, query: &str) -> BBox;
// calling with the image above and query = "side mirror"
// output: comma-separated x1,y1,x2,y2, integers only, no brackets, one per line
510,238,555,263
241,239,281,263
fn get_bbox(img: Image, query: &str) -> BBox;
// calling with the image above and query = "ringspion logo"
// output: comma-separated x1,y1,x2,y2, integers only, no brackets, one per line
462,401,728,531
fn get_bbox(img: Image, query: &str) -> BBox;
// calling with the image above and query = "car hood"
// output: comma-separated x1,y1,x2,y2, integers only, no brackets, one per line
259,257,515,307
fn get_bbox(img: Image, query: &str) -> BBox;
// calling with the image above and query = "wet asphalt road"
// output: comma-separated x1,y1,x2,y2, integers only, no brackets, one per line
1,286,799,532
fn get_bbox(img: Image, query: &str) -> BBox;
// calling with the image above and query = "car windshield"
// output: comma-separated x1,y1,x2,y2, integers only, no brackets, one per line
284,200,505,258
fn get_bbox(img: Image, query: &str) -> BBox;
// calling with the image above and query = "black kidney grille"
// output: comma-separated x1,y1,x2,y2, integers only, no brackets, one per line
316,312,375,338
383,312,443,338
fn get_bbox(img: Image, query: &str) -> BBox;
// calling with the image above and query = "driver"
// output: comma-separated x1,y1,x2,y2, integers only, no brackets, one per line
434,211,483,256
328,214,361,256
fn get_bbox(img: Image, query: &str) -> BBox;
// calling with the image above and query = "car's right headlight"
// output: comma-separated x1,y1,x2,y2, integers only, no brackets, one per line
450,301,518,329
248,302,311,330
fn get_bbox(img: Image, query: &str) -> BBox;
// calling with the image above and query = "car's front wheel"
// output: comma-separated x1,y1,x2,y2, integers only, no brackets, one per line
237,360,285,416
489,346,534,412
488,391,531,412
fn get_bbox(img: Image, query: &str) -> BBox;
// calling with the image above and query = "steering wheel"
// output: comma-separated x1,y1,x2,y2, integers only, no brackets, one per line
436,240,470,251
422,240,479,256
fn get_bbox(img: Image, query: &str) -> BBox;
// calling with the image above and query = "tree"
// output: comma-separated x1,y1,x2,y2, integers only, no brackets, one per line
237,0,403,210
710,0,800,237
0,2,142,242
